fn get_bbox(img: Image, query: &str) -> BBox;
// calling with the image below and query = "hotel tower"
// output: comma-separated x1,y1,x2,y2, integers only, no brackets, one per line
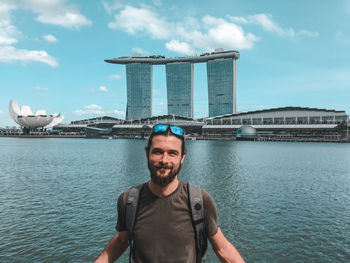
105,49,239,120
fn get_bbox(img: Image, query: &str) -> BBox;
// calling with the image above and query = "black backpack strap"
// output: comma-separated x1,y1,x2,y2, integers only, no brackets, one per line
188,183,207,263
125,183,145,263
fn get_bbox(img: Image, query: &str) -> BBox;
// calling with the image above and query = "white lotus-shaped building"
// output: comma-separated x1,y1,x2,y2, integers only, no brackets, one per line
9,100,64,129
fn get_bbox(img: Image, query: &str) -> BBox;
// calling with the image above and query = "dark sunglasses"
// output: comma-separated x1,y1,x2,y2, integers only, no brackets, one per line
153,124,184,136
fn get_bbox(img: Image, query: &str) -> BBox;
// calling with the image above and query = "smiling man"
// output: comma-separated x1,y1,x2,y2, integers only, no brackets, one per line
95,124,245,263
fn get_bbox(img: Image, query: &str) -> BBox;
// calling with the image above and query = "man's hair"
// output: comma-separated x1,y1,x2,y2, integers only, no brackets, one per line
146,129,186,156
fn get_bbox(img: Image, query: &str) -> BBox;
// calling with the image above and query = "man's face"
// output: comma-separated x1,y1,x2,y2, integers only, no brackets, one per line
146,135,186,187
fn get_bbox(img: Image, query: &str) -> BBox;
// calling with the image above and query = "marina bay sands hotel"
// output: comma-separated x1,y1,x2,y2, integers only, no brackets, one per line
105,49,239,120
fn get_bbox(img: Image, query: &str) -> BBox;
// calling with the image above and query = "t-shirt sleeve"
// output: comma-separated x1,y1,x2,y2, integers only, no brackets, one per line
202,189,218,237
115,190,129,232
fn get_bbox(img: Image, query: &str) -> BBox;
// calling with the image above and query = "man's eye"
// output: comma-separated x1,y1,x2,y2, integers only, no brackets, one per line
168,151,178,156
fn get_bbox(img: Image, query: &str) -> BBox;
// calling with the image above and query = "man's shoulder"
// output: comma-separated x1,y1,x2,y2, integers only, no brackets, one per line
118,187,130,199
184,182,214,200
119,182,145,197
201,188,214,202
182,182,216,211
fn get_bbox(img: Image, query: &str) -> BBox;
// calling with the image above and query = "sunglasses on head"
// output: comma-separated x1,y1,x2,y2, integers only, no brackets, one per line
153,124,184,136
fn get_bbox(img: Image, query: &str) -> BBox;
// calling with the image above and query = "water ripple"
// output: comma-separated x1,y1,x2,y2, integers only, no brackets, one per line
0,139,349,262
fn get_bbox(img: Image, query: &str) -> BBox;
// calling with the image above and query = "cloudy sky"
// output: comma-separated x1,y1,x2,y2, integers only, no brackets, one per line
1,0,350,126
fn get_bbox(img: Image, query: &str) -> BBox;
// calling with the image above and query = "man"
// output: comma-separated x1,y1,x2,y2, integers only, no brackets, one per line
95,124,245,263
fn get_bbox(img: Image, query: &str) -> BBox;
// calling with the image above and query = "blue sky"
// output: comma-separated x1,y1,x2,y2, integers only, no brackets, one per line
1,0,350,127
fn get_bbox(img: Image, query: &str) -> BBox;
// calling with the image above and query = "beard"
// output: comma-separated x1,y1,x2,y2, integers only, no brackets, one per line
148,160,182,187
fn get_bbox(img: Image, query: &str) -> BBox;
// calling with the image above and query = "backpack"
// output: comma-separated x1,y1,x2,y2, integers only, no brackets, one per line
125,182,207,263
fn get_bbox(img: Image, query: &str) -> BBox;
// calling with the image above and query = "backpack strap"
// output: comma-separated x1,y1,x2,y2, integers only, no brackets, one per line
125,183,145,263
188,183,207,263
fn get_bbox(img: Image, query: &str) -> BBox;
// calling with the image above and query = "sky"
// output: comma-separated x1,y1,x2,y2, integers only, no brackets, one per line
1,0,350,127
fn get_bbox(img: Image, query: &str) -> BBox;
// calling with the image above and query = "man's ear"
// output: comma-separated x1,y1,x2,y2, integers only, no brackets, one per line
180,153,186,164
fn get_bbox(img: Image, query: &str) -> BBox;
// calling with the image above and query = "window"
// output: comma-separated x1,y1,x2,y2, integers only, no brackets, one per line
263,118,273,124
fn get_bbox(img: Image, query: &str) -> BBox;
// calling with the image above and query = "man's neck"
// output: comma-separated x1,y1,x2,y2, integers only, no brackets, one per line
148,177,179,197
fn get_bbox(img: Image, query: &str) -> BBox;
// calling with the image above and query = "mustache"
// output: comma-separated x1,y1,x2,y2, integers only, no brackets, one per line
154,163,173,169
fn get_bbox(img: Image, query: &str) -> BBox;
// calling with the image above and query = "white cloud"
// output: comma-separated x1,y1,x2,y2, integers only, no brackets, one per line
0,46,58,67
0,35,17,45
85,86,114,92
102,0,123,15
36,11,92,30
109,74,122,80
132,47,149,55
107,5,259,53
165,40,194,55
113,109,125,118
200,15,259,50
228,16,248,24
34,86,48,91
74,109,87,115
85,104,102,110
74,104,103,115
107,6,318,55
0,109,4,114
99,86,108,92
0,2,20,45
0,1,90,67
75,109,104,116
228,14,319,38
108,5,170,39
43,34,58,42
74,104,125,118
248,14,286,35
21,0,92,30
298,30,319,38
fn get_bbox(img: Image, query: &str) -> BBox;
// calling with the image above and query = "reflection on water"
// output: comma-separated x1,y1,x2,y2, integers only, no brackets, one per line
0,138,349,262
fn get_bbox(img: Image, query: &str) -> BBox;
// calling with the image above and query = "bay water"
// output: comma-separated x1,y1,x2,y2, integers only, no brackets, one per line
0,138,349,262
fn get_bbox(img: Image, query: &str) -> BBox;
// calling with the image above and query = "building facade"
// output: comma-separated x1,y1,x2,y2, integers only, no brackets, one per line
166,62,194,118
125,63,152,120
106,50,239,120
207,58,236,117
199,107,349,126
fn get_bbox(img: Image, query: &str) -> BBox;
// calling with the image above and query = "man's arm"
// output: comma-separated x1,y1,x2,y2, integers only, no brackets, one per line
94,231,129,263
209,227,245,263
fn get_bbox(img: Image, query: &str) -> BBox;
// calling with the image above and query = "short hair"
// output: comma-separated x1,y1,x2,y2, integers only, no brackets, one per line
146,129,186,156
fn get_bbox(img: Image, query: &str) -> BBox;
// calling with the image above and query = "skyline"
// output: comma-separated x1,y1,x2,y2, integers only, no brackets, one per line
1,0,350,127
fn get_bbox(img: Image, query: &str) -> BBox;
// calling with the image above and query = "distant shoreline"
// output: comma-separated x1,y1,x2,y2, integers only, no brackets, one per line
0,134,85,138
1,134,350,143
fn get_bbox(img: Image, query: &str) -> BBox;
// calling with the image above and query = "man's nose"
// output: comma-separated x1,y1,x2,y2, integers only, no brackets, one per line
160,153,169,163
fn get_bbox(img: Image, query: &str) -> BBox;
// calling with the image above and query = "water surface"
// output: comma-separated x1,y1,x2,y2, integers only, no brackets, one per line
0,138,349,262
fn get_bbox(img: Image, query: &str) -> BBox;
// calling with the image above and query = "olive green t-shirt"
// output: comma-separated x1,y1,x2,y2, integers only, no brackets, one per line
116,180,218,263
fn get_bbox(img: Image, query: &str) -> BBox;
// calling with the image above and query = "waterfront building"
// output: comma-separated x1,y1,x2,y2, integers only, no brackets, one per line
111,106,349,140
54,116,122,133
53,106,349,141
105,49,240,120
199,106,349,140
125,63,152,120
70,116,122,128
166,62,194,118
207,58,237,117
9,100,64,130
199,106,349,126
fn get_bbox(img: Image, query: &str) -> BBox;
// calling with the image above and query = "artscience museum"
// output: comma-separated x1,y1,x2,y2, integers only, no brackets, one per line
9,100,64,130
